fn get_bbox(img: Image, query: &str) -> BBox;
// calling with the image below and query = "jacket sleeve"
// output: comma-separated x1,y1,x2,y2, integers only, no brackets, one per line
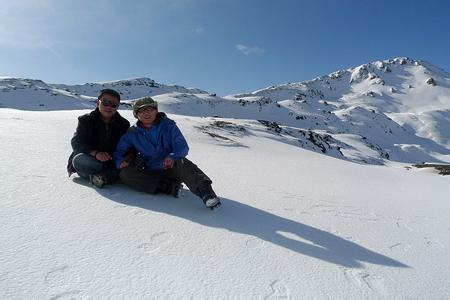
168,124,189,161
71,117,94,154
114,132,134,169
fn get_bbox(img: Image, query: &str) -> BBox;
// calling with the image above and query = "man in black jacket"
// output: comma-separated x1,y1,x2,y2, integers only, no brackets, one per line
67,89,130,188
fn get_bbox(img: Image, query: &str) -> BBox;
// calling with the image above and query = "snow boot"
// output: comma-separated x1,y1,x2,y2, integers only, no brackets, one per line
90,173,106,188
202,195,221,210
170,183,183,198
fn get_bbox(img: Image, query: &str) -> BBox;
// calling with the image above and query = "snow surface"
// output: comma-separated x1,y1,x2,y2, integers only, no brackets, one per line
1,108,450,298
1,57,450,298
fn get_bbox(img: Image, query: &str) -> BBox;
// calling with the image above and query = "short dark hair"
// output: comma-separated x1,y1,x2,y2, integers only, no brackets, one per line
98,88,121,101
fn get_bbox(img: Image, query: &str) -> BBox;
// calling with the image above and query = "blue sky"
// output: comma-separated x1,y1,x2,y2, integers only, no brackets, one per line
0,0,449,95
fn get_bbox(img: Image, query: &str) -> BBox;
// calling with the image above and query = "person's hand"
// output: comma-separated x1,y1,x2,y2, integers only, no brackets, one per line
95,151,112,162
119,160,130,169
163,157,175,169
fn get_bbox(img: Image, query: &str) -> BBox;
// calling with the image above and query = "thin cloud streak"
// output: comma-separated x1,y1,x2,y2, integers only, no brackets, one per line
236,44,265,56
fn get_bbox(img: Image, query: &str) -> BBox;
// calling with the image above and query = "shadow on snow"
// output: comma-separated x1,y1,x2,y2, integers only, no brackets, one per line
88,180,409,269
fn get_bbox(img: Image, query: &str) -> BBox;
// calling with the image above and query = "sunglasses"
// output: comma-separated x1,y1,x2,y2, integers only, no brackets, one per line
100,99,120,109
138,106,156,113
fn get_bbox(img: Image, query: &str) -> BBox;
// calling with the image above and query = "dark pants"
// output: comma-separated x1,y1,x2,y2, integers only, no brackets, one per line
120,158,216,199
72,153,119,184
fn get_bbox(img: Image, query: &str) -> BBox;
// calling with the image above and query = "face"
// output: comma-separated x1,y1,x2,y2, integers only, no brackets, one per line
137,106,158,127
97,94,120,119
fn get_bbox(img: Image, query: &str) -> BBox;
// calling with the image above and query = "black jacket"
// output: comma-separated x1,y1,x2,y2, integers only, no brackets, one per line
67,108,130,175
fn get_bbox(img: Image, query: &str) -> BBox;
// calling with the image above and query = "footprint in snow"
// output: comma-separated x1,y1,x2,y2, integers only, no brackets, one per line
310,204,381,222
245,237,265,249
341,268,388,296
44,266,82,299
113,204,128,209
282,208,294,212
133,210,147,216
49,290,82,300
389,242,411,252
264,280,290,299
44,266,79,285
424,237,445,249
137,231,172,255
395,219,414,232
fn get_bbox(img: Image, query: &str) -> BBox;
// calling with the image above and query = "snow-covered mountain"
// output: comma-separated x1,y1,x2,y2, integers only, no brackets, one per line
0,77,208,110
218,57,450,165
1,59,450,298
1,57,449,165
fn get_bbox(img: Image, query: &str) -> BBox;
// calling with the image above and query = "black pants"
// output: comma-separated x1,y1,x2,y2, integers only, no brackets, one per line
120,158,216,199
72,153,119,184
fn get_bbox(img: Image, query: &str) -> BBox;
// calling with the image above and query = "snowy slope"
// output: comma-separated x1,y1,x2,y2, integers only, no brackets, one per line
223,57,450,164
1,57,450,165
1,109,449,298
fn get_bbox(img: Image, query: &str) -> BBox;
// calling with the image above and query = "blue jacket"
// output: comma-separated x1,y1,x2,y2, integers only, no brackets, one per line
114,113,189,170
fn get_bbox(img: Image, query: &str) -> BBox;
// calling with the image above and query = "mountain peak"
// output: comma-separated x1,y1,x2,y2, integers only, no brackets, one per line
91,77,158,86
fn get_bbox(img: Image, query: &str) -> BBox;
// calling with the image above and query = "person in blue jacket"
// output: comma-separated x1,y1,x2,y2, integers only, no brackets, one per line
114,97,221,209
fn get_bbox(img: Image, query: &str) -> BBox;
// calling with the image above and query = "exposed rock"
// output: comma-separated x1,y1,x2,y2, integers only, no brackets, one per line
426,78,436,86
414,163,450,175
258,120,282,133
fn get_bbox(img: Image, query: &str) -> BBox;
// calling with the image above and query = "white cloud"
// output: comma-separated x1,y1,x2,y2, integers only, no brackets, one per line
236,44,265,56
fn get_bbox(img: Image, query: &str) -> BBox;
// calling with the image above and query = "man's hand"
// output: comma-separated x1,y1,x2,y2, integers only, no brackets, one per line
95,151,112,162
119,160,130,169
163,157,175,169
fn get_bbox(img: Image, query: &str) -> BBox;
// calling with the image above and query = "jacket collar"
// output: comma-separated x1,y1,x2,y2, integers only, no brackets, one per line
90,107,122,122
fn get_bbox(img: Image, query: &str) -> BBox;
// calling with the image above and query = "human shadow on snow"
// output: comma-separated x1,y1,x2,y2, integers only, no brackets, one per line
95,184,409,269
